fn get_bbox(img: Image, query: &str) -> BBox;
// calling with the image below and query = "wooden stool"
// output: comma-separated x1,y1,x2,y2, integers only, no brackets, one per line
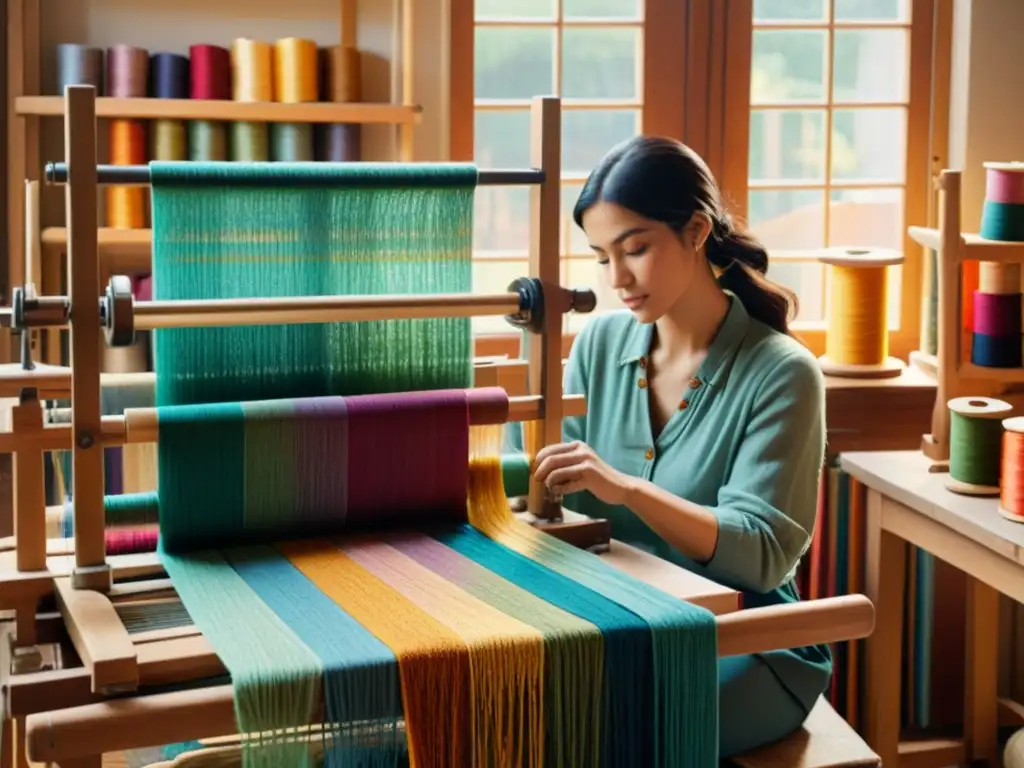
727,697,881,768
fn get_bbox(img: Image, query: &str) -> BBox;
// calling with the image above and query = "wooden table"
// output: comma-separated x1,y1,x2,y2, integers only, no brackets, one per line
840,449,1024,768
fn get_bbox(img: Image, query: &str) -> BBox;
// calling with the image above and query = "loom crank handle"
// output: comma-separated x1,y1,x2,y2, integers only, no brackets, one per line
503,277,597,334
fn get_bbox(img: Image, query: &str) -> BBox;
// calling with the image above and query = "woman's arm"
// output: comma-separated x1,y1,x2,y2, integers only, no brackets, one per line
655,350,825,593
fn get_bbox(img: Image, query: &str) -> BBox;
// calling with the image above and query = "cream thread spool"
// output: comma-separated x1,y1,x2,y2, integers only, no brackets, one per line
945,396,1011,496
817,247,905,379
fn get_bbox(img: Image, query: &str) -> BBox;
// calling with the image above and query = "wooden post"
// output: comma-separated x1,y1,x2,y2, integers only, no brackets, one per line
63,85,109,592
525,96,563,521
11,394,45,573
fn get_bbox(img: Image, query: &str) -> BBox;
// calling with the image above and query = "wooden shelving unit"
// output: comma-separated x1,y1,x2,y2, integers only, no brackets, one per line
5,0,419,365
908,169,1024,465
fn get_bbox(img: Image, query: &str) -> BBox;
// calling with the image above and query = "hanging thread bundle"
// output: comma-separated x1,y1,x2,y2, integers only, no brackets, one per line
945,396,1012,495
816,247,904,379
141,161,718,768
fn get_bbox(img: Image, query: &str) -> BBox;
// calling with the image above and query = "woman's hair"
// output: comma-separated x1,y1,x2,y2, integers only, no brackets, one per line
572,135,798,335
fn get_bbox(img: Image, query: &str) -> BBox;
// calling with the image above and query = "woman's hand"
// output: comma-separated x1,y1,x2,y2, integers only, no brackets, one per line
532,441,633,506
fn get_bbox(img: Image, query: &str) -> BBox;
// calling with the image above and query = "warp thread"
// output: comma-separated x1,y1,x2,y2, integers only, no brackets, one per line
947,396,1011,492
55,43,104,94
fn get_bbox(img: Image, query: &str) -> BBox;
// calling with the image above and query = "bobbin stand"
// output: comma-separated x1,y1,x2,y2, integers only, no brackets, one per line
0,85,878,768
909,168,1024,467
816,247,905,380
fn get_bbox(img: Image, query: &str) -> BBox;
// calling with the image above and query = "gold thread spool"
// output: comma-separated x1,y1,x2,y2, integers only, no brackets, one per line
106,118,146,229
151,119,188,161
273,37,318,103
232,38,275,102
320,45,361,102
978,261,1021,294
817,247,905,379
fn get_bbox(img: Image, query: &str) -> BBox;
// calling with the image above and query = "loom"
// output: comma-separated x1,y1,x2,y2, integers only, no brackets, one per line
0,85,876,767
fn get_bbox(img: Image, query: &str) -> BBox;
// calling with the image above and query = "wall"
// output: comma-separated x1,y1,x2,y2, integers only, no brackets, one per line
948,0,1024,231
34,0,449,226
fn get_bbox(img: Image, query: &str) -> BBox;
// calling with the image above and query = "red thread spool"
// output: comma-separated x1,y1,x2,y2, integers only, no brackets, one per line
999,417,1024,523
190,44,231,100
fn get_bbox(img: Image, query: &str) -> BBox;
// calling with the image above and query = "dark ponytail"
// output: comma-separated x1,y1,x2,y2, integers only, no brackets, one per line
705,211,798,335
573,135,798,335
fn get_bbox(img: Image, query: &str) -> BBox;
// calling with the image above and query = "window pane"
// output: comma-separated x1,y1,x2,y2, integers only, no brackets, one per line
562,182,589,254
562,109,639,175
748,189,826,250
766,261,825,322
833,29,908,104
834,0,910,22
831,108,906,183
562,27,641,100
563,0,643,20
753,0,828,22
829,187,904,251
752,30,828,105
476,0,556,20
474,188,530,253
473,258,530,334
475,110,531,169
749,109,827,183
475,28,555,100
564,257,621,333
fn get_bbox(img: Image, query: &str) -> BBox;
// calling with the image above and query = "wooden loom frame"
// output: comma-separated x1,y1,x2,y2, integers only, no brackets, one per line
0,85,878,767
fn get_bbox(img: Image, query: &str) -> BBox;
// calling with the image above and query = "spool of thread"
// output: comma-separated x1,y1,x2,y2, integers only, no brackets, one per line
920,248,939,357
231,122,269,161
149,52,190,99
189,44,232,100
231,38,274,101
971,290,1022,367
946,396,1012,495
981,163,1024,242
1000,417,1024,523
816,247,905,379
317,45,362,161
189,121,228,161
105,45,149,98
271,123,314,161
55,44,104,94
152,119,188,160
106,119,146,228
315,124,360,161
274,37,319,103
230,39,273,163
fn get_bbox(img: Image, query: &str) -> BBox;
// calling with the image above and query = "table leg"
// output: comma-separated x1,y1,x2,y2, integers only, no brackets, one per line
964,575,999,764
865,490,906,767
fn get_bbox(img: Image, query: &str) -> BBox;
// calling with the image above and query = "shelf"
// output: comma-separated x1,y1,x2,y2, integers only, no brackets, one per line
958,362,1024,382
909,225,1024,263
15,97,421,125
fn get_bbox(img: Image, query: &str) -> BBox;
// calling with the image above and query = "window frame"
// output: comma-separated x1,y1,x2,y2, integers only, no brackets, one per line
450,0,938,361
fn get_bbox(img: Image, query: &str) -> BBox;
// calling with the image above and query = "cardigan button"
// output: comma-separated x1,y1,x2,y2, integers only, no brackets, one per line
678,400,689,410
645,447,655,460
689,377,701,389
638,378,648,389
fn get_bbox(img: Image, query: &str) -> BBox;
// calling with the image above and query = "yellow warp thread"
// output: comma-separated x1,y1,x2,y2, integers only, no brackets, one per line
339,536,545,768
276,538,469,768
825,264,889,366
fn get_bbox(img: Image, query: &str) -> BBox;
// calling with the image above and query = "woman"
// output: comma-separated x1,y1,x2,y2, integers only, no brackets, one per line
518,135,831,757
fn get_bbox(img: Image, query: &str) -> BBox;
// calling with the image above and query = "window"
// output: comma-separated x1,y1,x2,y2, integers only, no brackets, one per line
455,0,648,336
746,0,933,352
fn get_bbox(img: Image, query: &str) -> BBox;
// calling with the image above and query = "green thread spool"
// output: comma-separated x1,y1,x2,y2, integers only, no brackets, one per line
501,453,531,499
946,396,1012,495
189,120,228,161
152,119,187,161
271,123,314,161
231,122,269,161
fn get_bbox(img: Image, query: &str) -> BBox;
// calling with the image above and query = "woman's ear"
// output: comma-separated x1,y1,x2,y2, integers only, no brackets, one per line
688,212,713,251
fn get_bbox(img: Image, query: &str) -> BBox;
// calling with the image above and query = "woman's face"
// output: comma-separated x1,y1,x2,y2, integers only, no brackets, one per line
581,201,709,324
